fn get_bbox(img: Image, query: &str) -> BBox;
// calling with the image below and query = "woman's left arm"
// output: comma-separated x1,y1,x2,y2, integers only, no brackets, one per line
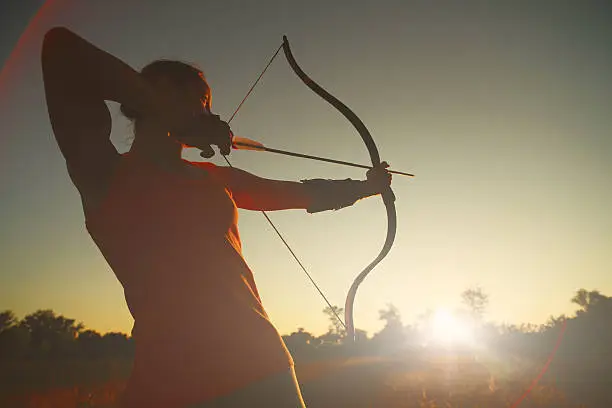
213,166,312,211
212,163,392,212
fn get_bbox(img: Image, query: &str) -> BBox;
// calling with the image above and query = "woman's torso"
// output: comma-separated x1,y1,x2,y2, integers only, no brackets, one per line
84,153,293,408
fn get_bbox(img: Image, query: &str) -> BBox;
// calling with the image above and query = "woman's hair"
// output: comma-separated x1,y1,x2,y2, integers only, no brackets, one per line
120,59,210,121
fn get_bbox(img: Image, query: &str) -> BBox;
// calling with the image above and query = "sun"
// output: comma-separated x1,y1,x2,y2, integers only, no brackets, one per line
426,308,475,346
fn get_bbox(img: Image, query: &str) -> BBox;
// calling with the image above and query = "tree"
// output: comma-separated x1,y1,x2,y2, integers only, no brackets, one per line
461,287,489,320
283,328,316,345
77,329,103,357
322,306,346,342
372,303,405,347
545,314,567,329
571,289,610,315
378,303,402,325
0,310,30,359
76,330,134,358
21,309,84,356
283,327,319,356
101,332,133,357
0,310,18,333
354,328,368,343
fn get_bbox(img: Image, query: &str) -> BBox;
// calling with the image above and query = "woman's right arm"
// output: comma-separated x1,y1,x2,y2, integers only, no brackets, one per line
41,27,160,207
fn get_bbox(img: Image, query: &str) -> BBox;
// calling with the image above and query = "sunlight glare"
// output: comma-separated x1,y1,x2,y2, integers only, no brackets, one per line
429,308,475,346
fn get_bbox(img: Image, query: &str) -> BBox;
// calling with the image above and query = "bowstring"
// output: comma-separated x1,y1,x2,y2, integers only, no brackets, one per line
222,41,346,330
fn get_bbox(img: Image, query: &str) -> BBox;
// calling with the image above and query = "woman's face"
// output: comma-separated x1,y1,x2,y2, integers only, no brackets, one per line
177,74,212,117
153,74,212,120
133,76,212,150
183,75,212,115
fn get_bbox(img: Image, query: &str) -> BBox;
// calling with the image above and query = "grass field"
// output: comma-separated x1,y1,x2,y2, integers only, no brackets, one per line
2,353,588,408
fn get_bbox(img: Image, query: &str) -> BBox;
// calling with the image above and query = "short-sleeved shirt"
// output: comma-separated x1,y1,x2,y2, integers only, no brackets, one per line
85,152,293,408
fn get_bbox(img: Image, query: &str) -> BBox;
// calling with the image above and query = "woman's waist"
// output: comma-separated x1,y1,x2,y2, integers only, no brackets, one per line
125,270,261,321
124,352,293,408
133,300,279,347
128,312,294,402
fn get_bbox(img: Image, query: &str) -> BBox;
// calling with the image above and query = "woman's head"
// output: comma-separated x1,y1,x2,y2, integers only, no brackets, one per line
121,59,211,122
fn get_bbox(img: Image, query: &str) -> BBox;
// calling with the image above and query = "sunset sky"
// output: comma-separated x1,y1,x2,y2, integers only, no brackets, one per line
1,1,611,337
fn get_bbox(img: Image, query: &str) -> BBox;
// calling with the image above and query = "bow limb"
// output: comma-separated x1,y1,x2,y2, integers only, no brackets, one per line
282,36,397,342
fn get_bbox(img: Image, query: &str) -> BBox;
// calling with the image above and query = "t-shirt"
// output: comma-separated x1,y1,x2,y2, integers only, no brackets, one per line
85,152,293,408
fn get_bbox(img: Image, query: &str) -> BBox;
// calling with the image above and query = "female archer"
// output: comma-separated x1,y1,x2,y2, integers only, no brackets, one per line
41,27,392,408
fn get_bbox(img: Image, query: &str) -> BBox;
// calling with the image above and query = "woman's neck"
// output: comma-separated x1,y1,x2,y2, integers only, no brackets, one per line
130,127,184,169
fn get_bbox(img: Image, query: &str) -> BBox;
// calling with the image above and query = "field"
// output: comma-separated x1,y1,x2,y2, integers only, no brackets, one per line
2,352,589,408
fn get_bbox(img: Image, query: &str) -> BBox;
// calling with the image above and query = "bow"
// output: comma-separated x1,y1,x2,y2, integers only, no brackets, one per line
282,36,397,341
227,36,397,342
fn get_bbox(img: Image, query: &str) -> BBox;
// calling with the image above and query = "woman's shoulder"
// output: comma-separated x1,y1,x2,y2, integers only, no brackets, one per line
184,159,220,179
188,160,217,171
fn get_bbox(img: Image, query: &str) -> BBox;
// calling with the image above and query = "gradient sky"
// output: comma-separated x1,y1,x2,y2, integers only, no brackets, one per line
1,1,611,336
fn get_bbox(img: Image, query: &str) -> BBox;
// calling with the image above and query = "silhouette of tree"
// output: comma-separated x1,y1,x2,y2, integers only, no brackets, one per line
21,309,84,356
354,328,368,343
571,289,610,315
378,303,402,324
317,331,340,345
101,332,133,357
0,310,30,359
372,304,405,348
461,287,489,321
78,329,102,341
322,306,346,343
545,314,567,329
77,329,103,357
537,289,612,406
0,310,18,333
283,327,319,358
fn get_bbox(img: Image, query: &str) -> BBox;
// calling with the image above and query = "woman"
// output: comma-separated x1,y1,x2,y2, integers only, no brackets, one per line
41,27,392,408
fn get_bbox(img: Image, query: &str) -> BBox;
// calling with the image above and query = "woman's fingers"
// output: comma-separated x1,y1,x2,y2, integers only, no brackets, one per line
366,162,393,192
174,113,233,157
199,145,215,158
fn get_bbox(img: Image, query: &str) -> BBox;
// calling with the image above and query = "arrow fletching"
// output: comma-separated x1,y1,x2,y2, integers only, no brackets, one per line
232,136,266,151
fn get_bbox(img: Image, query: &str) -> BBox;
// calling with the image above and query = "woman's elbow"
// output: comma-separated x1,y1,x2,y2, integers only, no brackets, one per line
42,27,78,65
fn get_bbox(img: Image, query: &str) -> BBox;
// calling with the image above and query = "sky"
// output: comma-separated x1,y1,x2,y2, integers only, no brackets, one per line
1,1,611,336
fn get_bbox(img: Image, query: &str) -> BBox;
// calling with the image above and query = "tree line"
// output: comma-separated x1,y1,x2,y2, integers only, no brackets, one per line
1,287,610,362
0,309,133,360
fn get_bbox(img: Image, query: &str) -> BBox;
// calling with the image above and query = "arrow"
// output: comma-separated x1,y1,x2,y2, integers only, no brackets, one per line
232,136,415,178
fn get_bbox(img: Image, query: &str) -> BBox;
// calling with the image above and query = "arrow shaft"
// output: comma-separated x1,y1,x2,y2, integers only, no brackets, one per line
234,142,414,177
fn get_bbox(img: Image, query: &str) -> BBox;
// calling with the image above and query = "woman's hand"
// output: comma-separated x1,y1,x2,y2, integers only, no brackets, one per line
365,162,392,194
172,113,233,158
149,79,233,158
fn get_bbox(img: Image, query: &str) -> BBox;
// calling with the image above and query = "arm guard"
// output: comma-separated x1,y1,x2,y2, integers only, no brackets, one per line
300,178,369,213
